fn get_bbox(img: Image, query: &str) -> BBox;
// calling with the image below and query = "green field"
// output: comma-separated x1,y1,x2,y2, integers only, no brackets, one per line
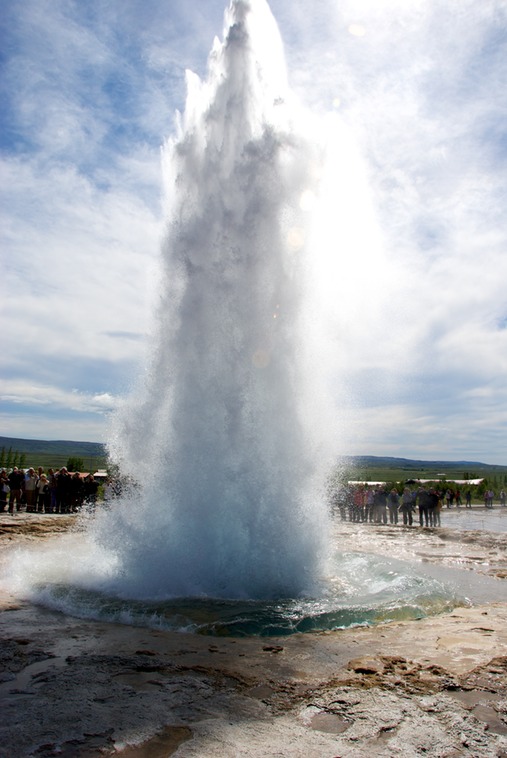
0,436,107,472
338,455,507,486
1,437,506,486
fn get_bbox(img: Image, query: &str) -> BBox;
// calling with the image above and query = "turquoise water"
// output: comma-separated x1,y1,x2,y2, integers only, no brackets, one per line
26,549,463,637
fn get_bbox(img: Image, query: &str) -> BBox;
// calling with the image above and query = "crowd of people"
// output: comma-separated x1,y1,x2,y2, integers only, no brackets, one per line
0,466,103,514
329,484,507,527
1,465,506,525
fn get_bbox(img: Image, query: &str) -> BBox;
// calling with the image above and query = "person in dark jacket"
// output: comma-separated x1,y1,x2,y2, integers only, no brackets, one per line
373,487,388,524
388,488,400,524
428,488,441,526
8,467,24,513
417,486,431,527
69,472,85,511
56,468,71,513
400,487,415,526
84,474,99,508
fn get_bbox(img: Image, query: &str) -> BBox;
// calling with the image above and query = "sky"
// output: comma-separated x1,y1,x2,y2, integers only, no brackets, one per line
1,0,507,464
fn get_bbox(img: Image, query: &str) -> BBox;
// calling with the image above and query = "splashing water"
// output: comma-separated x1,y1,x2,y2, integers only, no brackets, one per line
0,0,468,631
101,0,335,601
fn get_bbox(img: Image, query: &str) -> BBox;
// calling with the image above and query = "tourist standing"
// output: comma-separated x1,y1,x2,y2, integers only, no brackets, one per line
84,474,99,508
373,488,388,524
0,470,9,512
352,486,365,522
365,488,375,522
7,467,24,513
47,469,57,513
428,488,441,526
388,488,399,524
56,468,71,513
24,468,38,512
400,487,414,526
36,475,50,512
69,472,84,511
417,486,431,527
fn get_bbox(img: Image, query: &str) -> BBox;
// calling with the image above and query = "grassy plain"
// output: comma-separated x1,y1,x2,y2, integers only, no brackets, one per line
1,436,506,486
0,436,106,473
339,455,507,486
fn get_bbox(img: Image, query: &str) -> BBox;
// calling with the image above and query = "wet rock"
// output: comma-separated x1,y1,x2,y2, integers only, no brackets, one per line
347,656,384,675
0,637,55,673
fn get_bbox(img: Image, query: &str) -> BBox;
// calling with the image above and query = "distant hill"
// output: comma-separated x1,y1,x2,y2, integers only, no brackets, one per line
0,436,105,458
339,455,501,471
0,436,106,470
338,454,507,483
0,437,504,479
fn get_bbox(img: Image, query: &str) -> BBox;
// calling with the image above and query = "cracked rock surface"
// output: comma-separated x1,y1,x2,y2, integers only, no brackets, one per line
1,515,507,757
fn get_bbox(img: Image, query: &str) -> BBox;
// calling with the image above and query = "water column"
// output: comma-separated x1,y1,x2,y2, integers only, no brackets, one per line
105,0,332,600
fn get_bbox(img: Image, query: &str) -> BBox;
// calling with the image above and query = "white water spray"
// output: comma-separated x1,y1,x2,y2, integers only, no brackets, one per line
101,0,335,600
0,1,477,631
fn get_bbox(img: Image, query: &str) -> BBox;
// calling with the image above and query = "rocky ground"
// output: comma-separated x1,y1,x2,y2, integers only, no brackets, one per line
1,513,506,757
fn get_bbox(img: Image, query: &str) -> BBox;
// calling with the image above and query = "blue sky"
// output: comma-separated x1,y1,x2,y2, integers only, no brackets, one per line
1,0,507,464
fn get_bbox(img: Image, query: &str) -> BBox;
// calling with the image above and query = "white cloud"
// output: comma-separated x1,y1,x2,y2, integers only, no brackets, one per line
0,377,119,444
0,410,111,443
2,0,507,463
0,379,117,413
1,155,161,359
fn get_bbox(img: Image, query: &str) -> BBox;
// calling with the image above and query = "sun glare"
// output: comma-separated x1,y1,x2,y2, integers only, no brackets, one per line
348,23,366,37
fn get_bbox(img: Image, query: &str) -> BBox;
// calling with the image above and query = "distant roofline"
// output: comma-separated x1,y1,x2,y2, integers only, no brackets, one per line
348,478,484,486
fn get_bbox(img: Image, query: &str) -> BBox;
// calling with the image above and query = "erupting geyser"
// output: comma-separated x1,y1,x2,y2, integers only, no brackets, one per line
0,0,468,635
103,0,335,600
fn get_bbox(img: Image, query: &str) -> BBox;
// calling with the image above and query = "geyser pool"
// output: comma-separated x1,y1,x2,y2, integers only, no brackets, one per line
2,531,464,636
